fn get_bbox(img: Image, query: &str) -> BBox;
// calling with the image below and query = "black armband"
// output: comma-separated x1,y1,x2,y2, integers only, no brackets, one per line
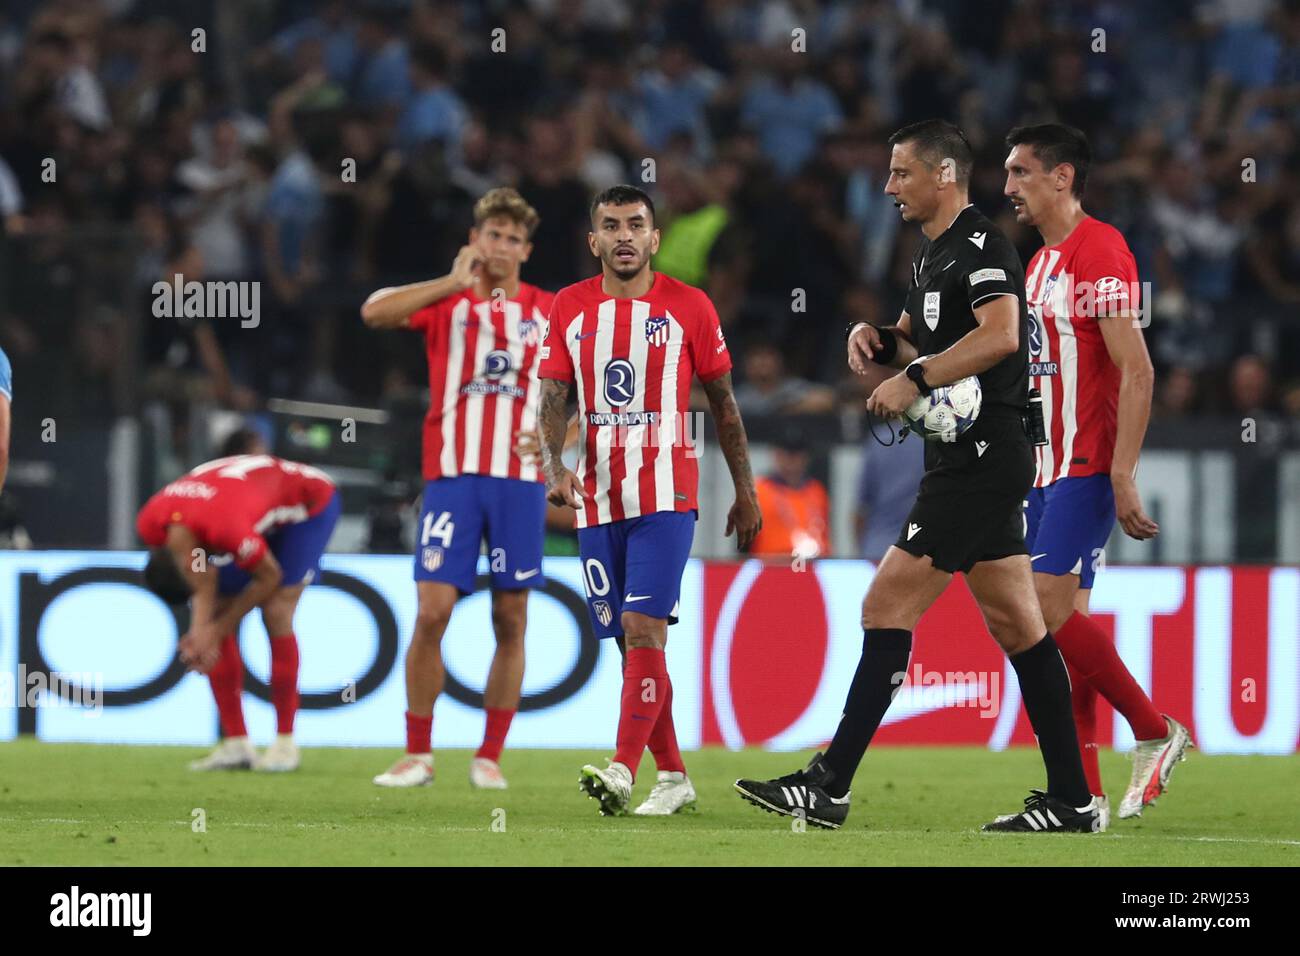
844,322,898,365
871,325,899,365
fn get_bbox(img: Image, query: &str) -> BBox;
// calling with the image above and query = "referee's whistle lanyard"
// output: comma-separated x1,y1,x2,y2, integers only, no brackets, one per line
867,411,910,448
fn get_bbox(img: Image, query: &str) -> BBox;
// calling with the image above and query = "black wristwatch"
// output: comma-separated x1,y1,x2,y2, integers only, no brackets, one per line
905,362,932,396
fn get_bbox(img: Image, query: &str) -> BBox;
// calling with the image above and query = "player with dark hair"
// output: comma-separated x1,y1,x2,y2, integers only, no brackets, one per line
1004,123,1192,825
137,454,340,771
362,187,553,790
736,119,1100,832
217,427,268,459
538,184,761,816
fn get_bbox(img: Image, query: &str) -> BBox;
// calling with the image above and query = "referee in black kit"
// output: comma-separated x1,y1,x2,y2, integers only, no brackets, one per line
735,120,1098,832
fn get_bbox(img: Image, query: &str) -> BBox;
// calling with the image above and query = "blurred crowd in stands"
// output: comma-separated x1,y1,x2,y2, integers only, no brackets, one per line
2,0,1300,435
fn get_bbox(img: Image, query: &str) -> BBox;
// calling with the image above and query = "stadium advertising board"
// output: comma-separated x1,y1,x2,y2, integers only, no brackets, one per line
0,554,1294,755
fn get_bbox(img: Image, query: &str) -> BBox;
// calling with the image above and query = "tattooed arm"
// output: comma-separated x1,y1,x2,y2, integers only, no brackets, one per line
539,378,589,510
701,372,762,552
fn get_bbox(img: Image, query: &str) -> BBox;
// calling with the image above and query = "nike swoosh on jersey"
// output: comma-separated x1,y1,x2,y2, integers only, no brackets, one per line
513,568,541,580
625,594,653,603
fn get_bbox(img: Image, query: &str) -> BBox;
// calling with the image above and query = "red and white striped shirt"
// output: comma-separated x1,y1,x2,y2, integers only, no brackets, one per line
410,283,554,482
1025,216,1140,487
538,272,731,528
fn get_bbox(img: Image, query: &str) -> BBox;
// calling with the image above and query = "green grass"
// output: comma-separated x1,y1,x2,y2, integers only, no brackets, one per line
0,740,1295,866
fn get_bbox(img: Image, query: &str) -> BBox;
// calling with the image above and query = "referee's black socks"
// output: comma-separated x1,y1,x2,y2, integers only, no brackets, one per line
1010,633,1092,807
822,628,912,798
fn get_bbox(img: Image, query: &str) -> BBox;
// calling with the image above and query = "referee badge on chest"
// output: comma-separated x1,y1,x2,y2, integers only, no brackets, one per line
923,291,941,330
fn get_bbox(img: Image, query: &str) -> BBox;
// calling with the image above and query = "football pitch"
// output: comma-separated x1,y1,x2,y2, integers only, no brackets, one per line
0,740,1295,866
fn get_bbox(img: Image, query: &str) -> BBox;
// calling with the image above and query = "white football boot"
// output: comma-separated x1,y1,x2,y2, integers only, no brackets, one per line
373,753,434,787
578,761,634,816
469,757,508,790
253,734,300,772
633,771,697,815
189,736,257,771
1119,715,1194,819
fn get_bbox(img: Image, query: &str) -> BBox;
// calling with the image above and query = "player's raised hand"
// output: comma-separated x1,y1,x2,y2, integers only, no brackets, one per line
1112,474,1159,540
451,244,483,290
545,467,590,511
725,491,762,552
848,323,883,375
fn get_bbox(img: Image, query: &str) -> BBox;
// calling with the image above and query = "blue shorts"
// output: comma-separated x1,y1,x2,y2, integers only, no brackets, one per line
576,511,696,639
414,475,546,594
218,491,341,595
1024,474,1116,590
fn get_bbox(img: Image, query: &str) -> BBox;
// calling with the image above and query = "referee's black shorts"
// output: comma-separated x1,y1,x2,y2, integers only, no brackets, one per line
893,408,1034,574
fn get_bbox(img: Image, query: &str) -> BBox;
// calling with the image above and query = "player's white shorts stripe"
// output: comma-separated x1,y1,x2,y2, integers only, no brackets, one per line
440,299,469,477
620,299,650,519
654,311,683,514
592,299,618,526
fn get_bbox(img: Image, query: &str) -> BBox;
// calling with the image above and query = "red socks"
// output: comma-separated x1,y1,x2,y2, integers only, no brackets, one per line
405,711,433,755
208,634,247,737
269,634,300,735
1054,611,1167,742
647,675,686,774
476,707,515,762
613,647,669,780
1066,658,1104,797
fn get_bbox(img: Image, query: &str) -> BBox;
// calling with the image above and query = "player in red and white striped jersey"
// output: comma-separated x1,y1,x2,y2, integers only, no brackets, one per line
361,188,553,790
137,448,340,772
539,185,761,816
1005,125,1192,824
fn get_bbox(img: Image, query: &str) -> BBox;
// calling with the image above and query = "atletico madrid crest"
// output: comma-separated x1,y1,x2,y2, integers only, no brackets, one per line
645,315,669,347
593,600,613,627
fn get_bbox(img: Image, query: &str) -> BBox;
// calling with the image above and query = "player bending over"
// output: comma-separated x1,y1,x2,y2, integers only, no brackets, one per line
1004,123,1192,825
538,184,761,816
736,120,1099,832
363,188,552,790
138,451,340,772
